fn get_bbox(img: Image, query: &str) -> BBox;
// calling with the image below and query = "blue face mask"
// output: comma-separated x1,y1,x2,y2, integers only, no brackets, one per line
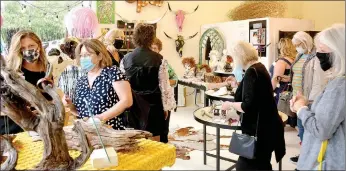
232,66,244,82
80,57,95,71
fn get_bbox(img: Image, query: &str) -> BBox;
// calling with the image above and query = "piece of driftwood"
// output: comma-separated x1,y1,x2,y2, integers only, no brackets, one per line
0,56,92,170
0,135,17,171
64,121,152,151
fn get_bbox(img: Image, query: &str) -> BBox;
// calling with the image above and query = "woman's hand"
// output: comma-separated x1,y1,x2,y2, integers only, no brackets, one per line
164,111,169,120
62,95,72,107
290,91,309,113
221,102,233,110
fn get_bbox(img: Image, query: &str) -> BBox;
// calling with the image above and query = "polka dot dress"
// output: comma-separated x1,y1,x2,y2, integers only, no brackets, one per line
73,66,127,130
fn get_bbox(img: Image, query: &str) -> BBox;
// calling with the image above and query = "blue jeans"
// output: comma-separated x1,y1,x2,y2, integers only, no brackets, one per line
297,118,304,141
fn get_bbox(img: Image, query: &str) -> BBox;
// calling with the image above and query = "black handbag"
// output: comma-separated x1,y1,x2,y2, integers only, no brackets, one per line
229,67,259,159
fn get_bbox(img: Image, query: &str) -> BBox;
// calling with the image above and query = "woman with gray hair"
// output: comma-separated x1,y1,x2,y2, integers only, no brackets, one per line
290,24,345,170
288,31,328,164
221,41,285,170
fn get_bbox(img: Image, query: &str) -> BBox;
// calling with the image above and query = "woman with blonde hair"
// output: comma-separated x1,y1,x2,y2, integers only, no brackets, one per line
62,39,133,130
103,28,125,66
289,31,328,164
269,38,296,104
0,30,53,134
221,41,285,170
290,24,345,170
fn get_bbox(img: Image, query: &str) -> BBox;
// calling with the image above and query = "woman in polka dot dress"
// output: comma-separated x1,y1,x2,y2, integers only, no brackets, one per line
62,39,133,130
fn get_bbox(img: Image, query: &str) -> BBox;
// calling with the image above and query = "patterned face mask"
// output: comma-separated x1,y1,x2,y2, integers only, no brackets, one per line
22,49,39,63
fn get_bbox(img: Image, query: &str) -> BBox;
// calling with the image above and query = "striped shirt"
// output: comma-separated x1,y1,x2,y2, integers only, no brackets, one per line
292,54,308,95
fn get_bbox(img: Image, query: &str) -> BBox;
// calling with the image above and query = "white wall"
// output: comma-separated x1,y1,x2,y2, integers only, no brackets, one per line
95,1,242,77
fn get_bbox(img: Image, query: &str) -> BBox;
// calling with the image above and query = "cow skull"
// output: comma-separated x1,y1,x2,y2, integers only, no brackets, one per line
168,3,199,32
164,32,198,57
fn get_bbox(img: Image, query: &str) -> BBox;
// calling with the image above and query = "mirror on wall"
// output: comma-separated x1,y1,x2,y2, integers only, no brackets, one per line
199,28,225,65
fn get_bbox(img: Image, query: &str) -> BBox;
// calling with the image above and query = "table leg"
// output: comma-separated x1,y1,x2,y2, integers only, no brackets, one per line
279,160,282,171
203,124,207,165
204,94,209,107
216,127,220,171
174,86,178,112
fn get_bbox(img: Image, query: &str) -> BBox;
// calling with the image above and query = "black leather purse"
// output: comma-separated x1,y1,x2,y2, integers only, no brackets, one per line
229,67,259,159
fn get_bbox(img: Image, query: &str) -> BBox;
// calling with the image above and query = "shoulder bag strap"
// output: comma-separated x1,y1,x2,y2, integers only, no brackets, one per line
251,67,260,138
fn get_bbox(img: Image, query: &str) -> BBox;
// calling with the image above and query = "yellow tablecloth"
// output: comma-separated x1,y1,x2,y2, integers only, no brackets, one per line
14,132,176,170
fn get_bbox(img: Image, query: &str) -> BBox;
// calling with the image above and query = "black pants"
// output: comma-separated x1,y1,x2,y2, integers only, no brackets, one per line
160,111,171,143
236,151,272,170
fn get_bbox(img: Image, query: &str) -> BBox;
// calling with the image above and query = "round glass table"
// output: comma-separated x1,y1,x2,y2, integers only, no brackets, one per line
205,90,235,105
194,106,240,171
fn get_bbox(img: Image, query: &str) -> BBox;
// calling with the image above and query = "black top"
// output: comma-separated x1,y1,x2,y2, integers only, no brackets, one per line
0,67,50,134
269,58,292,78
122,47,164,136
235,63,286,162
73,66,127,130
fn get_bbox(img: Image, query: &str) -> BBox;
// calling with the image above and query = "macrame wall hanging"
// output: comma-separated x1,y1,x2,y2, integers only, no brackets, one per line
228,1,287,21
164,32,198,57
126,0,164,13
168,3,199,32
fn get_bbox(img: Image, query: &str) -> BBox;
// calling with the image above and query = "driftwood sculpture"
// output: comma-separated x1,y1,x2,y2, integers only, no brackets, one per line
0,54,92,169
0,135,17,170
0,55,153,169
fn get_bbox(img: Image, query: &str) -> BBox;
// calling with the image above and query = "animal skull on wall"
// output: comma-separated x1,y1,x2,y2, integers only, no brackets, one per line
168,3,199,32
164,32,198,57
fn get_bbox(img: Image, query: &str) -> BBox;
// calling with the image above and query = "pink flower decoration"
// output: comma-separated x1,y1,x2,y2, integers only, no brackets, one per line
65,7,99,38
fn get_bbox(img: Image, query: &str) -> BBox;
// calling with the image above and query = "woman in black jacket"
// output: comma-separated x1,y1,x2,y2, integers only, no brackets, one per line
222,41,286,170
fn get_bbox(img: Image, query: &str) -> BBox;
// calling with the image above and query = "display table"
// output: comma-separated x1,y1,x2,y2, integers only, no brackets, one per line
13,132,176,170
194,107,241,171
213,71,234,78
204,90,234,106
176,78,208,109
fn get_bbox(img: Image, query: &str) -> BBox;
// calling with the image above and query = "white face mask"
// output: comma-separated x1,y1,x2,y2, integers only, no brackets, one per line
296,47,307,54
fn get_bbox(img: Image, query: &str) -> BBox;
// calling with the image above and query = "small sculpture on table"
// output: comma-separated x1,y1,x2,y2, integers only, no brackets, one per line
182,57,196,79
196,64,211,81
209,50,224,72
224,55,233,72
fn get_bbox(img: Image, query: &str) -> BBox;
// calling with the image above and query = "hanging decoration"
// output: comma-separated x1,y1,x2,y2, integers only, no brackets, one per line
168,3,199,32
96,1,115,24
164,32,198,57
126,0,164,13
65,7,99,38
228,1,286,21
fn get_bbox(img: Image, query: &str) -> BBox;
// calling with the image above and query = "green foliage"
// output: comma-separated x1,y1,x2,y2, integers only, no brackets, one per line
1,1,80,43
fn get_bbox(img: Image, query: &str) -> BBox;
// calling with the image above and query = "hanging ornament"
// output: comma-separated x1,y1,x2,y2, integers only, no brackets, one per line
65,7,99,38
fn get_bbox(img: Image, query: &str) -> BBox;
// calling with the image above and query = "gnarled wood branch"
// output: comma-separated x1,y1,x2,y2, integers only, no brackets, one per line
0,135,17,171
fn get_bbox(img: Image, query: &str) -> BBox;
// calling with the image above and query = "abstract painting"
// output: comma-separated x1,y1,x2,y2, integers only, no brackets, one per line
96,1,115,24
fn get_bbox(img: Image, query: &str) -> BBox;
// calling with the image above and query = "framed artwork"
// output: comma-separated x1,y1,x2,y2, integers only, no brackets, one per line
96,1,115,24
250,29,259,45
249,20,267,57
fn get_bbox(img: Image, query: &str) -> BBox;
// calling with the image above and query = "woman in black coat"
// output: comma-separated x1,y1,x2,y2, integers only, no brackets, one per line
222,41,286,170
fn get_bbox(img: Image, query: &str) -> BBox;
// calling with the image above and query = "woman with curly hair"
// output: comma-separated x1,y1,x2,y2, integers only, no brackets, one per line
120,24,176,142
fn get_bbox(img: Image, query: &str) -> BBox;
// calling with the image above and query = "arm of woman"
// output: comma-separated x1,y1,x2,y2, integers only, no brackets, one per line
271,60,287,89
308,57,328,101
159,59,176,111
97,81,133,121
233,68,258,114
297,83,345,140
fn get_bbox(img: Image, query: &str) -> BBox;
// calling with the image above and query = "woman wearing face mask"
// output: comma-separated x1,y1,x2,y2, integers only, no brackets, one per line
151,37,177,143
290,24,345,170
62,39,133,130
221,41,285,170
289,31,328,164
0,30,53,134
104,29,125,66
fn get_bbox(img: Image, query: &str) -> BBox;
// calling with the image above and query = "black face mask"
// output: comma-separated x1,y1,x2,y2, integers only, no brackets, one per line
114,40,124,49
316,52,332,71
22,49,39,63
